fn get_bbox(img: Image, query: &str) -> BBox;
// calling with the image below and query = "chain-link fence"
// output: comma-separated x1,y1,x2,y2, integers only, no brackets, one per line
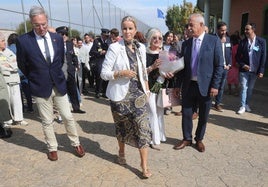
0,0,151,35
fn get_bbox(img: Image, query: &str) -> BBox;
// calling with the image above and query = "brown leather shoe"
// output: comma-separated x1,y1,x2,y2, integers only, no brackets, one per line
173,140,192,150
214,105,224,112
47,151,58,161
74,145,85,157
196,141,205,152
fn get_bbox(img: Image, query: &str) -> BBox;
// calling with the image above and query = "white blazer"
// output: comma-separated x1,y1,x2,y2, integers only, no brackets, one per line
101,40,148,102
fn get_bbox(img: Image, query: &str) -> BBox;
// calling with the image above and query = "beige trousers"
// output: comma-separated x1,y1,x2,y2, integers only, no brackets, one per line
34,87,80,151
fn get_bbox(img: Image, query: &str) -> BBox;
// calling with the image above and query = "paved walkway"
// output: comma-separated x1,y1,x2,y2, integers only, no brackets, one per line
1,78,267,187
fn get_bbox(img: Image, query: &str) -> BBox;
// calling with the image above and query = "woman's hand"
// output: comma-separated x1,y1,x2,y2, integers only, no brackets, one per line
164,72,174,79
121,70,137,78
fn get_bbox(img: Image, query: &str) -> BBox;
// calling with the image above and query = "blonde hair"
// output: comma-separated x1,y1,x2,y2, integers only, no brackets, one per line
121,16,137,29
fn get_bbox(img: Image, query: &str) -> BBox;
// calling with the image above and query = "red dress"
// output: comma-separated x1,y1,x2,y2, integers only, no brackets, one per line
227,44,239,85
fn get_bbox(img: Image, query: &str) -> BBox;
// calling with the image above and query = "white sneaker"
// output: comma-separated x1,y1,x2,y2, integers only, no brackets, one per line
237,107,245,114
245,105,252,112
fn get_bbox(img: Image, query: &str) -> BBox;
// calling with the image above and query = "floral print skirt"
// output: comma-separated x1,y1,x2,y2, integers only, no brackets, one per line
110,81,152,149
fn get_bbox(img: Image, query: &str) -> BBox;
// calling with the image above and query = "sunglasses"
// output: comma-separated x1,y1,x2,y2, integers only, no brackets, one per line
152,36,162,41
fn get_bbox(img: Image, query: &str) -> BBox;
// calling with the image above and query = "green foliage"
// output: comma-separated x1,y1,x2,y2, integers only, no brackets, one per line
16,20,32,35
70,29,80,38
165,0,199,34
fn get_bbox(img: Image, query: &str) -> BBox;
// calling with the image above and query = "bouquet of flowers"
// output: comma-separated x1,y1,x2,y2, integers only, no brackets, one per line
150,51,184,93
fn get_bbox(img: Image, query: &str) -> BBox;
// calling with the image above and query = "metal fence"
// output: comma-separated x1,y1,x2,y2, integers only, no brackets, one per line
0,0,151,36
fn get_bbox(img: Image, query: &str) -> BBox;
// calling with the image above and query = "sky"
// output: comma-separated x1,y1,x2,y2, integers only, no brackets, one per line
109,0,197,33
1,0,197,34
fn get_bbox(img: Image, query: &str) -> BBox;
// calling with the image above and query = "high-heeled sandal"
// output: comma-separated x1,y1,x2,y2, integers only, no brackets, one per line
116,153,126,165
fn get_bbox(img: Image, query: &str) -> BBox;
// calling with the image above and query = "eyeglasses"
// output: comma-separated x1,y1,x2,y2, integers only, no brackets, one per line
32,23,48,29
152,36,162,41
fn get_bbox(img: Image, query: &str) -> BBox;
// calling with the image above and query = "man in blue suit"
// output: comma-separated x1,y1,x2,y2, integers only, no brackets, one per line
214,21,232,112
16,6,85,161
236,23,266,114
173,13,224,152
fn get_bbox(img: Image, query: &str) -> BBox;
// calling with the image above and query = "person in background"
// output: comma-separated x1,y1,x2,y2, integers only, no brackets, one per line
0,32,28,127
146,28,167,151
101,16,152,178
76,37,88,95
90,28,110,98
213,21,232,112
173,13,223,152
227,34,240,95
134,31,147,44
7,33,34,113
82,33,94,92
56,26,85,114
109,28,121,43
162,31,179,115
0,64,13,138
16,6,85,161
236,23,266,114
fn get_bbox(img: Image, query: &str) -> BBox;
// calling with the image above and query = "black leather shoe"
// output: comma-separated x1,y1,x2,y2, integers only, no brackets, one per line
71,109,86,114
95,93,100,98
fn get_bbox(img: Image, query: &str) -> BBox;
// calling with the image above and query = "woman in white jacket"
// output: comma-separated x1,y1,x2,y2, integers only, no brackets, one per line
101,16,152,178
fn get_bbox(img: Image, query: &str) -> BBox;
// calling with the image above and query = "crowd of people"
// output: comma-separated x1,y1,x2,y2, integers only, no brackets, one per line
0,5,266,179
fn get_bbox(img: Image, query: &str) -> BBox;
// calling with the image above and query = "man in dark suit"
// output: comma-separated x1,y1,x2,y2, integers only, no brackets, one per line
56,26,85,114
236,23,266,114
173,13,224,152
89,28,110,98
16,6,85,161
214,21,232,112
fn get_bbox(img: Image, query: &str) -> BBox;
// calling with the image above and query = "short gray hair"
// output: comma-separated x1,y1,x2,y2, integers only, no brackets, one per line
29,6,48,20
189,13,204,24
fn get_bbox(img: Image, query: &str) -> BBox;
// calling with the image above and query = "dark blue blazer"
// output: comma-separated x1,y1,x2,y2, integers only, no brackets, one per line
177,34,224,97
235,36,266,74
16,31,67,98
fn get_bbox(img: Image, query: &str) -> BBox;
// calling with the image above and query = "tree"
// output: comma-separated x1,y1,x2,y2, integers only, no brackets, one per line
16,20,32,35
165,0,198,34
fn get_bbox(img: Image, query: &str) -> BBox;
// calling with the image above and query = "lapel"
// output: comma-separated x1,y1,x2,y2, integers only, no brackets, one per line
29,31,46,62
119,40,130,69
29,31,51,65
49,32,58,63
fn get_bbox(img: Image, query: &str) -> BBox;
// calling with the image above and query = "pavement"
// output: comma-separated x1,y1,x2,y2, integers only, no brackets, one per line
0,78,267,187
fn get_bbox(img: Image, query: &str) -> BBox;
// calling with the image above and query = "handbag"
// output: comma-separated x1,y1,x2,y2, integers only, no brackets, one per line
157,88,180,108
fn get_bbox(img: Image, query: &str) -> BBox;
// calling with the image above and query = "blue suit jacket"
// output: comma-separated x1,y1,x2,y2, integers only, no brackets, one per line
235,36,266,74
16,31,67,98
177,34,224,97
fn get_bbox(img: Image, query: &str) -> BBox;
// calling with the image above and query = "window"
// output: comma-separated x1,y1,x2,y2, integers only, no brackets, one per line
241,13,249,35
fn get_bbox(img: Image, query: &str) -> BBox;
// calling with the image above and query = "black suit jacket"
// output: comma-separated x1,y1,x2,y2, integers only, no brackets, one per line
89,37,109,66
65,40,78,77
177,34,224,97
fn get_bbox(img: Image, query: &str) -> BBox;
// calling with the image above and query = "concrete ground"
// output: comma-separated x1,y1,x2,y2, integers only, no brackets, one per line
0,78,267,187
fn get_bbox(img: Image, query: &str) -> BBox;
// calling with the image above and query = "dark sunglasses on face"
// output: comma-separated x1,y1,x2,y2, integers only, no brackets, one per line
152,36,162,41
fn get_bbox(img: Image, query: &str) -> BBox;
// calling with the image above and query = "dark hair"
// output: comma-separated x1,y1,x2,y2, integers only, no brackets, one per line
110,28,119,37
7,33,18,46
246,22,256,31
217,21,227,30
230,34,239,45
